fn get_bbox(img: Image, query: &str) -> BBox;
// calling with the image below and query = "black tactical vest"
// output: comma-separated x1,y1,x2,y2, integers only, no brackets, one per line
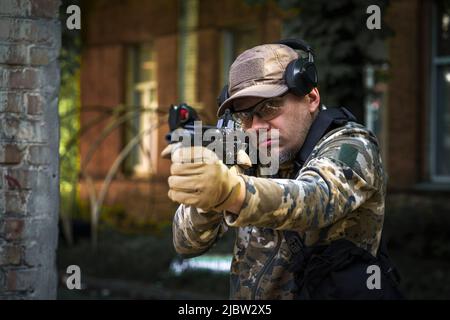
284,106,404,300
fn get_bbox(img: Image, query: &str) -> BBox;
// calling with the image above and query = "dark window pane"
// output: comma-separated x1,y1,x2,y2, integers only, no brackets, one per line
436,0,450,56
435,65,450,176
221,28,259,86
138,44,154,82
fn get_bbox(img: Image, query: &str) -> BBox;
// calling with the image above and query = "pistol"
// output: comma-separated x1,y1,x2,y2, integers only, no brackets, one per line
164,103,250,167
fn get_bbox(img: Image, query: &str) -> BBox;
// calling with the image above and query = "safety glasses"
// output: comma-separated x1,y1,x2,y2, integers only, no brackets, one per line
232,94,287,128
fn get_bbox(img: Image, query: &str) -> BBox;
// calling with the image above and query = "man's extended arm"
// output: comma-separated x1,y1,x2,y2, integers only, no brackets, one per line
224,129,384,232
172,204,227,257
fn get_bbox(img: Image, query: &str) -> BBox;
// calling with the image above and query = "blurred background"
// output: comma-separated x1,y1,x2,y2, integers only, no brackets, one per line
57,0,450,299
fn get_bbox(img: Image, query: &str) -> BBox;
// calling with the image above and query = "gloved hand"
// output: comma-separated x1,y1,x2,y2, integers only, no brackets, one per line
161,144,249,212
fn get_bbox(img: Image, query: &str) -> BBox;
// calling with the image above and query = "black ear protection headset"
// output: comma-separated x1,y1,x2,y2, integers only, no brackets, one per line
217,38,319,108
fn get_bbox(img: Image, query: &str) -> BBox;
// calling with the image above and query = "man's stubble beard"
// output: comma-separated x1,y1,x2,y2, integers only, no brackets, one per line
277,114,314,164
251,109,317,166
278,146,300,164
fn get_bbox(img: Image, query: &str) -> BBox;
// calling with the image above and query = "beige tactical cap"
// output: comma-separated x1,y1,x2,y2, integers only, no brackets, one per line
217,44,298,116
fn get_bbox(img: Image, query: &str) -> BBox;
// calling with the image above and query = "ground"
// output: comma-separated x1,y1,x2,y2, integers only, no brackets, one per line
57,224,234,299
57,208,450,300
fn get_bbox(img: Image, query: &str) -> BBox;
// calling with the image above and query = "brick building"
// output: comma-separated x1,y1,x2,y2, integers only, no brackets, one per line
78,0,286,224
78,0,450,226
384,0,450,216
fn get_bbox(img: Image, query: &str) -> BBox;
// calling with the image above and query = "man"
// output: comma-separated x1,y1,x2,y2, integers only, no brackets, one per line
165,40,401,299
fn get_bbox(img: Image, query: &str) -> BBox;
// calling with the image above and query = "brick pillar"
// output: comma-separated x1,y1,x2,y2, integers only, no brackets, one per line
0,0,60,299
385,0,421,189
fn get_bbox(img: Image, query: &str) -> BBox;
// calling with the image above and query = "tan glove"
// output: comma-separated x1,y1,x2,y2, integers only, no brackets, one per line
161,143,252,168
163,145,247,212
160,144,174,159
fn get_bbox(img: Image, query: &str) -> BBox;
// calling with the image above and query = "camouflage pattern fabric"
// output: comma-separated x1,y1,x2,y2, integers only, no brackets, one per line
172,122,386,299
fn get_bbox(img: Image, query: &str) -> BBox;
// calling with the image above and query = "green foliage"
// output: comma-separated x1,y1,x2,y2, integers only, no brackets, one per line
59,0,82,242
59,0,81,182
59,68,80,193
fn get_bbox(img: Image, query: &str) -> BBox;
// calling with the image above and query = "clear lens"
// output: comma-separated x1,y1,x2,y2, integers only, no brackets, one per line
231,96,285,128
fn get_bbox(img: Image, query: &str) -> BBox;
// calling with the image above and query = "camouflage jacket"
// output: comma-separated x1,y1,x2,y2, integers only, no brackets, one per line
172,122,386,299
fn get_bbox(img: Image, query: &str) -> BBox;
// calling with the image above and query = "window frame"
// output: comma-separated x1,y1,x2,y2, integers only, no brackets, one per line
123,43,158,178
219,26,260,88
430,0,450,182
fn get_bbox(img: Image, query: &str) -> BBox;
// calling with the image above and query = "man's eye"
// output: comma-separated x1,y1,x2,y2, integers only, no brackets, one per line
264,99,282,108
233,112,250,123
260,104,279,117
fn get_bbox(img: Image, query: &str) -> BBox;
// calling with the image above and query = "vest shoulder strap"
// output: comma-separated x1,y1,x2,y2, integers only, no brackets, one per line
286,106,356,256
296,106,356,167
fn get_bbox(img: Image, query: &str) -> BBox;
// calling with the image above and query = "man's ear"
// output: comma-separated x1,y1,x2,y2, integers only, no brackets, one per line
306,88,320,113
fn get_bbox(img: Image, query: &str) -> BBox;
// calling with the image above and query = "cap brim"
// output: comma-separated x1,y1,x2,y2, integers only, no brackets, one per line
217,84,289,117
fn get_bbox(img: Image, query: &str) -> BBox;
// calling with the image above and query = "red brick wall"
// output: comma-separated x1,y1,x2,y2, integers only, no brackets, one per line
81,0,179,45
198,0,285,30
80,45,124,177
385,0,423,189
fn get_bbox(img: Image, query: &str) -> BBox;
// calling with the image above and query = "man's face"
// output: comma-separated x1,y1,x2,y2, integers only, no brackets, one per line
232,91,320,164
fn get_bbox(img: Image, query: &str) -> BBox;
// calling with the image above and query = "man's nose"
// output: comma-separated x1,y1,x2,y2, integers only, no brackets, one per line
250,115,270,131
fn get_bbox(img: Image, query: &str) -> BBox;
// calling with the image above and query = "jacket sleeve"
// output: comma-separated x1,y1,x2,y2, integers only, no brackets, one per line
172,204,228,257
223,130,385,232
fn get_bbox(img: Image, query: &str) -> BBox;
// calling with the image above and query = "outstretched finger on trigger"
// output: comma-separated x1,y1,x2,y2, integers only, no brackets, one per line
161,142,183,160
160,144,173,159
236,149,252,168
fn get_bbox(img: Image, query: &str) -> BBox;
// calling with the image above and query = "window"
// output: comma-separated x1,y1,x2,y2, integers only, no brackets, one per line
364,62,389,161
124,44,158,176
220,28,260,87
431,0,450,181
178,0,199,104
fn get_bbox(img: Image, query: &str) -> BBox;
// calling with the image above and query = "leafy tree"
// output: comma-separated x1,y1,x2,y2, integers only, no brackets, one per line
59,0,82,244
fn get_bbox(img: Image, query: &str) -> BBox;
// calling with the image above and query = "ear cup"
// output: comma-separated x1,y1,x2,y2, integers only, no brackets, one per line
303,62,318,88
284,60,300,94
300,61,318,94
284,58,318,96
277,38,318,96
